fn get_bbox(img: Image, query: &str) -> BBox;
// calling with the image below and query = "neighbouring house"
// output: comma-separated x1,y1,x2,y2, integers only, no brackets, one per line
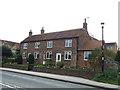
20,19,101,69
106,42,117,52
0,40,20,55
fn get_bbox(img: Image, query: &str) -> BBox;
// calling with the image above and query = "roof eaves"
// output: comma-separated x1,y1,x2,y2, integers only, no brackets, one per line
21,36,79,43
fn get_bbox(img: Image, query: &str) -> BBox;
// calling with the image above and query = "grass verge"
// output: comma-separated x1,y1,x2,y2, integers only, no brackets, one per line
93,69,120,85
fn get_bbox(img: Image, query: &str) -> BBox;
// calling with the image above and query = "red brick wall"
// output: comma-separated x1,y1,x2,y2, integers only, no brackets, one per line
20,38,78,68
77,51,90,69
20,29,92,69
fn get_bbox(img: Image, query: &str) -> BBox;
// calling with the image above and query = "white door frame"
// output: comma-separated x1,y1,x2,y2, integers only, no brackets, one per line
56,53,61,62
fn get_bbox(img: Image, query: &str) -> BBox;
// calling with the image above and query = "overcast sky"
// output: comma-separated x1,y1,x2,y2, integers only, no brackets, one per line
0,0,119,46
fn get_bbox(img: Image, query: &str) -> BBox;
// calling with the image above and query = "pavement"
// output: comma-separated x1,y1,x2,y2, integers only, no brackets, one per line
0,67,120,90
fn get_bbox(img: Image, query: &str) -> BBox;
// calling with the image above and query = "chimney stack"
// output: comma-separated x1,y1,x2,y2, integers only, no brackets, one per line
29,30,32,36
41,27,45,34
83,18,87,30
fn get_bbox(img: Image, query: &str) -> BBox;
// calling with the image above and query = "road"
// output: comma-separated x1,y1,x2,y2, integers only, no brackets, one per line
1,70,103,90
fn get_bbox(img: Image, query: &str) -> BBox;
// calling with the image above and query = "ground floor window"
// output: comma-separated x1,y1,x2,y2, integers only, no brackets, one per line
84,51,92,61
34,52,40,59
64,51,72,60
22,52,27,59
46,51,52,59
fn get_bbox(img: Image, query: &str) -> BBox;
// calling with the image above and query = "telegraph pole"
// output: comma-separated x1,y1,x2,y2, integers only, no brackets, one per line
101,22,105,73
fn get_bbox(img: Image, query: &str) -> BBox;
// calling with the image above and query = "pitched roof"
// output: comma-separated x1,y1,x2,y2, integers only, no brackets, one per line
106,42,117,45
0,40,19,44
79,38,102,50
0,39,19,49
21,27,102,51
21,28,85,43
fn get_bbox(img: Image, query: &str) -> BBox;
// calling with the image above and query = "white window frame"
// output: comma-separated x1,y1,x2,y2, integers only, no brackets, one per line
64,51,72,60
84,51,92,61
22,52,27,59
46,51,52,59
65,40,72,47
35,42,40,48
56,53,62,62
23,43,28,49
47,41,53,48
28,53,31,58
34,52,40,59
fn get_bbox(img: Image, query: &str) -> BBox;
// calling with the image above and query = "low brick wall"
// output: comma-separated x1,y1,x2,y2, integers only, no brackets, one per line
2,64,97,80
33,67,97,80
2,64,28,70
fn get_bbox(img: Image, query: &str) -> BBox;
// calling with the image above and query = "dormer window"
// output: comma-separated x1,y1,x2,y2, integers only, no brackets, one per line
35,42,40,48
23,43,28,49
47,41,53,48
65,40,72,47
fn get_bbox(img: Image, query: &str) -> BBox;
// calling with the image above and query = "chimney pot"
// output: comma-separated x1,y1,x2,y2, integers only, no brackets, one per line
41,27,45,34
29,30,32,36
83,18,87,30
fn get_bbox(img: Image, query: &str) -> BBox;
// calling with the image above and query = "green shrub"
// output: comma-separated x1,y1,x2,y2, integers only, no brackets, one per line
56,62,64,68
16,54,23,64
34,64,45,67
63,66,71,70
44,61,55,67
104,50,116,60
5,62,17,65
2,59,7,64
93,69,119,85
89,48,102,70
1,45,13,58
115,50,120,63
28,54,34,64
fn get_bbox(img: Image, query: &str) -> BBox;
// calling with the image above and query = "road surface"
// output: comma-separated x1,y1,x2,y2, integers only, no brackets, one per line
1,70,103,89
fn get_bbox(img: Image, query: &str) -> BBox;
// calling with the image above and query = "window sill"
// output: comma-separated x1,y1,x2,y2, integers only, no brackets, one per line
47,47,52,48
35,47,39,49
65,46,72,48
46,58,52,59
84,59,88,61
64,59,71,60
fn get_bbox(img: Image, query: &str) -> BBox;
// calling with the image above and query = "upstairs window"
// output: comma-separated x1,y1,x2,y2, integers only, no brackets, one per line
64,51,72,60
84,51,92,61
47,41,53,48
23,43,28,49
65,40,72,47
35,42,40,48
46,51,52,59
34,52,40,59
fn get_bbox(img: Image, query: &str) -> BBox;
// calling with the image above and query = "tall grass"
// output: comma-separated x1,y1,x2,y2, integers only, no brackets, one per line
93,69,120,85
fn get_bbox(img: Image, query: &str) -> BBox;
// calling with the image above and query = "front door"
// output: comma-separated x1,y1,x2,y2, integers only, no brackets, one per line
56,53,61,62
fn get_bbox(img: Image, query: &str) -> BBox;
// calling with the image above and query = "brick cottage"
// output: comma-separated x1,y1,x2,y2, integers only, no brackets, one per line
20,19,101,69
